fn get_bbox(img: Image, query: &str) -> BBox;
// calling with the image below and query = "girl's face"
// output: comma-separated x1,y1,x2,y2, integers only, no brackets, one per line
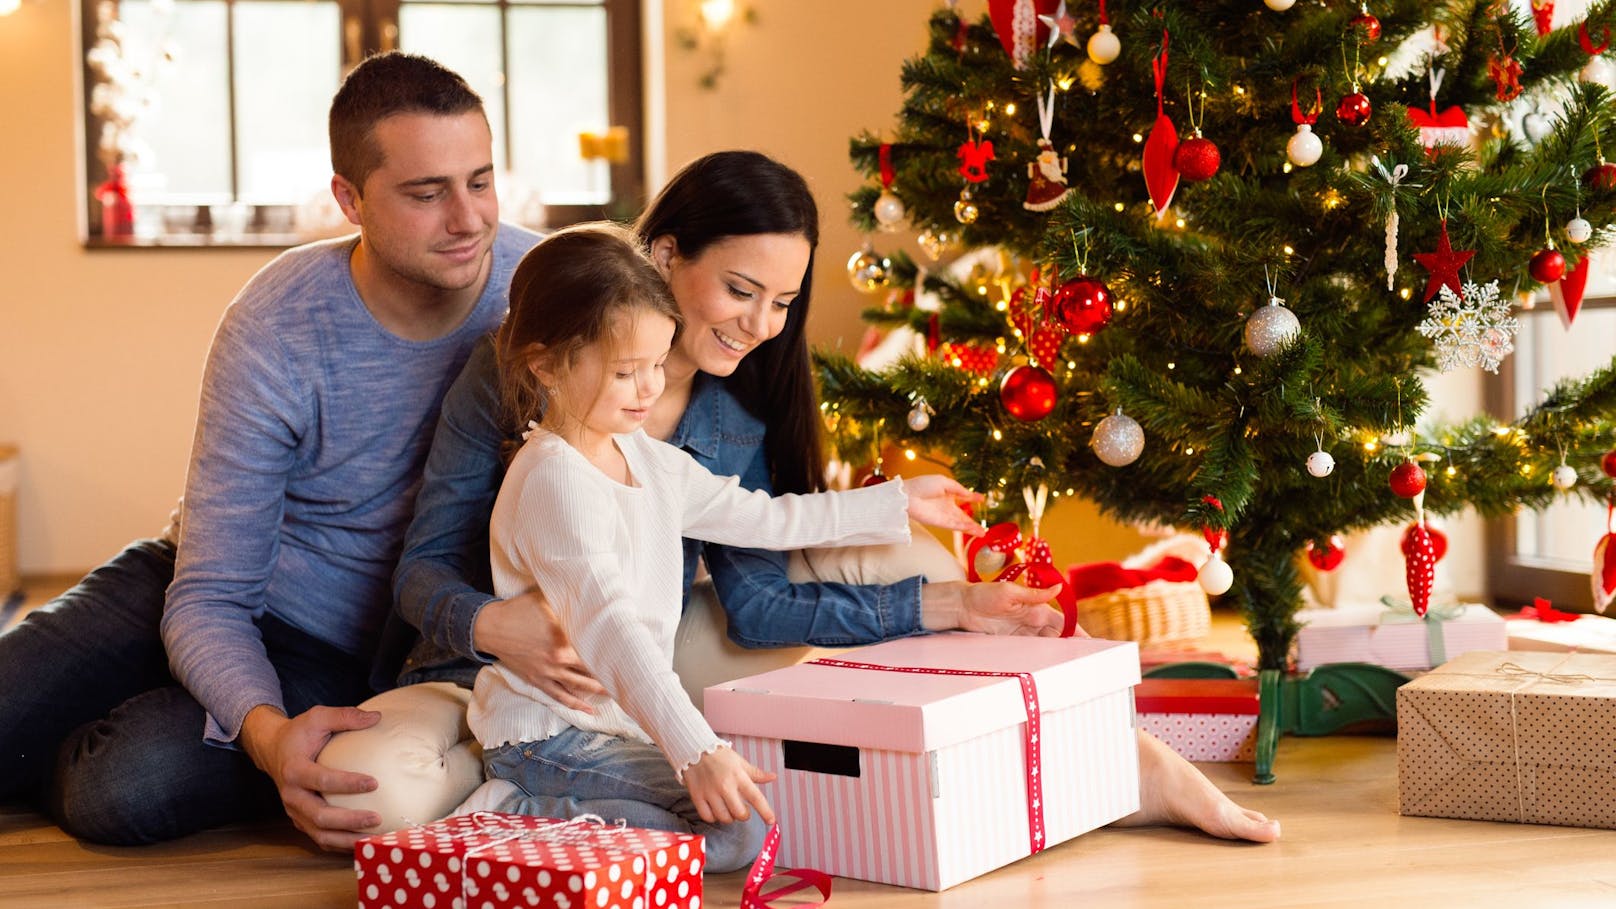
652,232,812,377
538,307,677,442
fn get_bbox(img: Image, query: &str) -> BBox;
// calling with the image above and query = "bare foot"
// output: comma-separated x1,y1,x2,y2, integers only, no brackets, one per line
1110,730,1281,843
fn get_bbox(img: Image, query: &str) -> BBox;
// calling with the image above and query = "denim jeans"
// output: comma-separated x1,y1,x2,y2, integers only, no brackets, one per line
483,727,767,874
0,538,374,845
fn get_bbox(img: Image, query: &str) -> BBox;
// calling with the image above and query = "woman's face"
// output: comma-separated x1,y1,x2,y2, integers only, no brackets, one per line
652,232,812,378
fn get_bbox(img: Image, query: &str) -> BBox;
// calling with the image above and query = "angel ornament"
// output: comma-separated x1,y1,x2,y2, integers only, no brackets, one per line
1024,84,1073,212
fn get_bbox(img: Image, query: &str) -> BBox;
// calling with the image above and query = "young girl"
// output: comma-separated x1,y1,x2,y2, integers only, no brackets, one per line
464,222,987,871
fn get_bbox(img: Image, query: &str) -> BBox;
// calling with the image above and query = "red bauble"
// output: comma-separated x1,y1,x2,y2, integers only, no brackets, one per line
1402,521,1449,563
1306,535,1347,572
1601,449,1616,478
1530,247,1567,283
999,365,1057,422
1335,91,1373,127
1175,135,1222,182
1389,461,1427,498
1349,12,1382,43
1584,161,1616,190
1052,276,1113,335
858,468,890,487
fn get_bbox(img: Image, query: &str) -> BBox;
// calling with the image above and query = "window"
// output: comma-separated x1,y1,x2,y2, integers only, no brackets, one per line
1486,254,1616,611
79,0,642,246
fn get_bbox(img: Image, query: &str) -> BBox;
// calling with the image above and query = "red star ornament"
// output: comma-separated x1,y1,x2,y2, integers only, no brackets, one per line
1411,219,1474,301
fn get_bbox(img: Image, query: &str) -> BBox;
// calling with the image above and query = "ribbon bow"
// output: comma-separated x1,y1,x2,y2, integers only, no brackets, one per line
1518,597,1581,623
1379,595,1464,666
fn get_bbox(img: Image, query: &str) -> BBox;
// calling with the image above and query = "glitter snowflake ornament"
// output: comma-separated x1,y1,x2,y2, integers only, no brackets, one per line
1416,280,1519,373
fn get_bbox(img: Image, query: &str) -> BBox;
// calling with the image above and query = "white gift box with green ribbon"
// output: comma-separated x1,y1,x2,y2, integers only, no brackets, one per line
1294,599,1506,672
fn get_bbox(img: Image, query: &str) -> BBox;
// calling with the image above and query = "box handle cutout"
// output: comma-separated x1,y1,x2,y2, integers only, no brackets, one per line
782,740,861,777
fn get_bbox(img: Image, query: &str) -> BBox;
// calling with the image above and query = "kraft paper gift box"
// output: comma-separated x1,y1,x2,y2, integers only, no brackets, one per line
703,632,1141,892
1133,678,1259,762
355,812,704,909
1293,601,1505,672
1397,650,1616,830
1505,610,1616,655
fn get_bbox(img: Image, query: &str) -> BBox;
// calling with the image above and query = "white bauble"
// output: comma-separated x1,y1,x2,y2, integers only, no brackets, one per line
873,190,906,231
1552,464,1578,490
1264,0,1295,9
1087,25,1120,65
1091,411,1145,467
1287,124,1322,167
1582,54,1616,86
1566,217,1593,244
1199,555,1234,595
1245,300,1301,356
1306,450,1336,478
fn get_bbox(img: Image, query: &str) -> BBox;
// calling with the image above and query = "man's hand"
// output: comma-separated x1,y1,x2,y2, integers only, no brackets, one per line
919,579,1071,637
239,704,381,852
472,589,606,712
683,745,777,826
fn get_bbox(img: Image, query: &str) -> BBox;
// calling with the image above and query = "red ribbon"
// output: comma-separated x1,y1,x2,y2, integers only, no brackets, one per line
1065,555,1199,601
1518,597,1582,623
878,143,895,189
1200,495,1228,554
741,825,832,909
810,658,1048,856
1152,29,1170,117
1098,0,1109,26
1580,20,1612,55
1291,77,1322,125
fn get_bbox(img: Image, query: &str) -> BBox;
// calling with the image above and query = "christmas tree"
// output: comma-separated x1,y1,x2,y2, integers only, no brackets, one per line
818,0,1616,779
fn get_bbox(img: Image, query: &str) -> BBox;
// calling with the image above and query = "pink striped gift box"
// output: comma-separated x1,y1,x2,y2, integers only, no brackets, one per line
1293,601,1505,672
703,632,1140,891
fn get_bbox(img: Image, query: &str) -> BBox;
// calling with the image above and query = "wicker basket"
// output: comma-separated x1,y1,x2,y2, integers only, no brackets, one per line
1074,578,1211,646
0,444,16,597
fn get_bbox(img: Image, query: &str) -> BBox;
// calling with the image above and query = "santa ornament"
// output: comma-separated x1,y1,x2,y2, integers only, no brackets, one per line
1024,86,1074,212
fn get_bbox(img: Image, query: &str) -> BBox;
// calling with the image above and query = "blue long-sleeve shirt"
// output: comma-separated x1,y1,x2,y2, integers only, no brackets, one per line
162,225,540,744
389,338,929,688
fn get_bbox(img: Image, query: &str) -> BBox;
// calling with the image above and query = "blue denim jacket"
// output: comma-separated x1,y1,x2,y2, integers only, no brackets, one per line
379,337,925,689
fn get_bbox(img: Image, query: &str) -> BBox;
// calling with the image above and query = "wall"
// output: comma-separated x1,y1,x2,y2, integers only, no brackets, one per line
2,0,1484,602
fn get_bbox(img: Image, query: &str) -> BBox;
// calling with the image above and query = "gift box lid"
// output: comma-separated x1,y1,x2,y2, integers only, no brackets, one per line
703,632,1139,753
1134,678,1260,715
1505,611,1616,653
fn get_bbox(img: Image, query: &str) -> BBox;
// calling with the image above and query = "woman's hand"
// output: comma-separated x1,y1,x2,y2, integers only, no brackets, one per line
683,745,777,825
472,589,607,712
919,579,1071,636
899,474,985,537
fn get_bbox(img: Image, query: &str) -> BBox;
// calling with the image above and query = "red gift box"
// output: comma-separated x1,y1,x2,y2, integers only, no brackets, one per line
355,813,704,909
1134,678,1260,762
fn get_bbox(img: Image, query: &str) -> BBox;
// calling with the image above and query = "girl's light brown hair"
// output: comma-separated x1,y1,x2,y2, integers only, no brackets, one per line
495,222,681,444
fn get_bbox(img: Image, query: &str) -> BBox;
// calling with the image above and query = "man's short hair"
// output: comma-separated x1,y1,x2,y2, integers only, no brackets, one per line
328,52,485,192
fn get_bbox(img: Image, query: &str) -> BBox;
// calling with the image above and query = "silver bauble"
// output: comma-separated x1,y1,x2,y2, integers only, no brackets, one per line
1091,410,1145,467
1306,450,1336,478
1567,217,1593,244
906,400,933,432
847,247,889,293
1198,554,1234,595
1245,300,1301,357
953,189,980,225
1287,124,1322,167
873,190,906,231
1552,464,1578,490
1087,25,1120,64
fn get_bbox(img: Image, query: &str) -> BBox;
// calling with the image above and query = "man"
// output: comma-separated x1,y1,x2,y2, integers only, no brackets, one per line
0,52,538,851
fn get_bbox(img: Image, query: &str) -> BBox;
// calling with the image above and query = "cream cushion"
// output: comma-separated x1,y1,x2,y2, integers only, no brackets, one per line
320,525,963,832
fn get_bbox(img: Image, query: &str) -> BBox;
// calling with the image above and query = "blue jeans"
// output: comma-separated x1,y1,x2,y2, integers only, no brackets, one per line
0,538,374,845
483,727,767,874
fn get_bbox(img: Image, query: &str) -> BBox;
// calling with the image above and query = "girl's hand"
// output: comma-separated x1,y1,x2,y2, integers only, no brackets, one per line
683,745,777,825
899,474,986,537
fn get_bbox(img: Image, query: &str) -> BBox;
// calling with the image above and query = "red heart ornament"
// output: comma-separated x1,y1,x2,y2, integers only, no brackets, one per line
1549,256,1590,329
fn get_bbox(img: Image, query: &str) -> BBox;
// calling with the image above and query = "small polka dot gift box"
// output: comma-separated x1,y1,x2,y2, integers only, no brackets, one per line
1397,650,1616,830
354,812,705,909
1133,678,1259,762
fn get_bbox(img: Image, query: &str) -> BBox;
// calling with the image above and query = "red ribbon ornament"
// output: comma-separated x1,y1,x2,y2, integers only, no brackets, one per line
811,657,1049,856
878,142,896,189
1580,20,1612,55
1291,77,1323,126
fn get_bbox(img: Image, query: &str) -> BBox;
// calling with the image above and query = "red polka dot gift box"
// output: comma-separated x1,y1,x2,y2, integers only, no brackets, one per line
1133,678,1259,762
355,812,705,909
1397,650,1616,830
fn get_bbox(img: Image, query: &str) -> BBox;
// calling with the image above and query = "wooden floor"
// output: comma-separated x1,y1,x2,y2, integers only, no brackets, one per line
5,579,1616,908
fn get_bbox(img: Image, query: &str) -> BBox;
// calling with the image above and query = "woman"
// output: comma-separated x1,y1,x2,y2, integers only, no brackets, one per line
358,150,1278,848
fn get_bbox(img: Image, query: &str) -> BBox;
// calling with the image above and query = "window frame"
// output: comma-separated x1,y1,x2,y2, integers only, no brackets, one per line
79,0,643,247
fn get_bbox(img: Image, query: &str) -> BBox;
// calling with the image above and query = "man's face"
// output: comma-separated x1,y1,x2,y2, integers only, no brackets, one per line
335,110,498,296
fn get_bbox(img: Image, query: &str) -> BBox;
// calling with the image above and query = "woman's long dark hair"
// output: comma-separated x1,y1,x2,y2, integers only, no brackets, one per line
634,150,825,494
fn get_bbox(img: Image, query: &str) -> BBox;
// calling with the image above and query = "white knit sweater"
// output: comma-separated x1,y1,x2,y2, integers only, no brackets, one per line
467,428,912,775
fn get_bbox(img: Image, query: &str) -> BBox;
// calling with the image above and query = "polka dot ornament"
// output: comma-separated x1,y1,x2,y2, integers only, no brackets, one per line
355,813,707,909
